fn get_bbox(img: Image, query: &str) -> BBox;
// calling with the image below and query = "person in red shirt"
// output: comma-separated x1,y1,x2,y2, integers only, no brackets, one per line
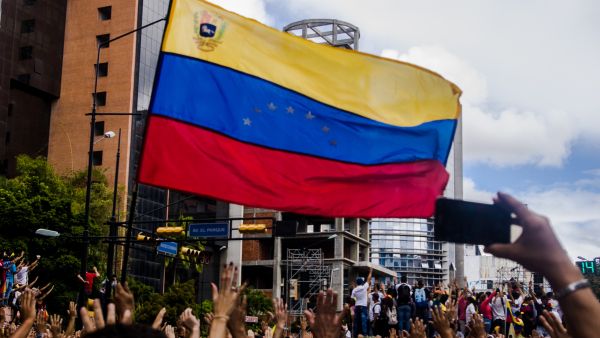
77,266,100,296
457,292,468,333
479,290,496,333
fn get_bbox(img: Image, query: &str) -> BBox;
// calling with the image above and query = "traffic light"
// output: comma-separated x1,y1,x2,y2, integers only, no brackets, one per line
156,226,185,236
136,233,154,241
238,224,267,234
180,246,211,264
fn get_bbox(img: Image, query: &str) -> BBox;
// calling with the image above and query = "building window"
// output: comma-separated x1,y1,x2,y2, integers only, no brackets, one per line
93,92,107,106
98,6,112,20
94,121,105,136
92,151,103,166
17,74,31,84
96,34,110,48
95,62,108,77
19,46,33,60
21,19,35,33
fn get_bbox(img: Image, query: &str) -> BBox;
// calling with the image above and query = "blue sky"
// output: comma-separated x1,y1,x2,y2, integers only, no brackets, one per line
207,0,600,260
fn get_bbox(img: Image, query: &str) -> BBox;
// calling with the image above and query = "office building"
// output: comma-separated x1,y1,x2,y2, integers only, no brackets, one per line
0,0,67,176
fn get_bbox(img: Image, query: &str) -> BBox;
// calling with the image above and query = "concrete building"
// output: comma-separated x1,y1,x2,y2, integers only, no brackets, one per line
241,208,396,311
369,121,464,287
0,0,67,176
44,0,224,291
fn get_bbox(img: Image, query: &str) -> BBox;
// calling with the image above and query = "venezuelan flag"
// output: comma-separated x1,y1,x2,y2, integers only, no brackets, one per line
138,0,462,217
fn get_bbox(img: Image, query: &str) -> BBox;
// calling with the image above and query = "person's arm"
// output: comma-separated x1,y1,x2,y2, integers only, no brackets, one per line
39,284,54,300
93,266,100,278
366,267,373,287
485,192,600,338
482,291,496,308
29,258,40,272
209,263,241,338
272,298,287,338
11,251,24,264
65,301,77,337
10,290,35,338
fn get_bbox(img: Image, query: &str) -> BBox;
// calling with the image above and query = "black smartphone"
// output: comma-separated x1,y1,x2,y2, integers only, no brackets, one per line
434,198,511,245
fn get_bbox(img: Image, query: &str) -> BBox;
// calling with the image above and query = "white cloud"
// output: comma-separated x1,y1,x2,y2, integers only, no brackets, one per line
208,0,273,25
382,45,577,167
267,1,600,166
464,177,600,262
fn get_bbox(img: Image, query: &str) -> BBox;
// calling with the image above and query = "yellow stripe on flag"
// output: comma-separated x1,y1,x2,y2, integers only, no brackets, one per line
161,0,461,127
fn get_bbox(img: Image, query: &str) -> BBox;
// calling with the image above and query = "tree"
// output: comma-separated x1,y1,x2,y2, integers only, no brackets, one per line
0,155,113,313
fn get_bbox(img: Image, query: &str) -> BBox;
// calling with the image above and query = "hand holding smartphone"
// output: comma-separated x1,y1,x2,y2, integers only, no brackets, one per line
434,198,511,245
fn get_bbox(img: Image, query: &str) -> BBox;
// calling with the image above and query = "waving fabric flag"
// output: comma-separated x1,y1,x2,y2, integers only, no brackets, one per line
138,0,462,217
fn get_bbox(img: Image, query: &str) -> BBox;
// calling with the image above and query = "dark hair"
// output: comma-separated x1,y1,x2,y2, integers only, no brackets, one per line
84,324,167,338
372,293,380,302
400,275,407,283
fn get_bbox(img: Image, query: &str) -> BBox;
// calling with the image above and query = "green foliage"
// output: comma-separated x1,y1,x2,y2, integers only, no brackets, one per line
132,278,205,326
0,155,113,313
244,287,274,331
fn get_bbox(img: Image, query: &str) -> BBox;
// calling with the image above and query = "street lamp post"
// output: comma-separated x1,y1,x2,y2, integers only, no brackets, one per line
81,17,166,299
106,128,121,287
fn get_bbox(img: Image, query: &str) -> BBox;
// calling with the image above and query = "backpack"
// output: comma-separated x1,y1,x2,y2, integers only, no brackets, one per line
373,304,387,324
387,305,398,325
397,284,411,305
414,288,428,308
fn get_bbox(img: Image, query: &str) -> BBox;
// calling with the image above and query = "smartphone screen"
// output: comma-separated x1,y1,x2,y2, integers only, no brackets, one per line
434,198,511,245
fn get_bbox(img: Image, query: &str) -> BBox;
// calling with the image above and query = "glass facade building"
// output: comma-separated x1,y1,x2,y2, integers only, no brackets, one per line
127,0,170,289
370,125,463,287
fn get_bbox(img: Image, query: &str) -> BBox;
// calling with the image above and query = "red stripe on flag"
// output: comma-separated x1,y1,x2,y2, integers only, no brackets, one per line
138,116,449,217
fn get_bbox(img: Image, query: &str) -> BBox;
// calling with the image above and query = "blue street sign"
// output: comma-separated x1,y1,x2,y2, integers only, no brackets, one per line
157,241,178,256
188,222,229,238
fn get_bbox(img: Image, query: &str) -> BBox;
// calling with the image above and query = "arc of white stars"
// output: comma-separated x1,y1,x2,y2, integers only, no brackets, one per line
286,106,294,114
243,117,252,126
322,126,330,133
267,102,277,111
305,111,315,120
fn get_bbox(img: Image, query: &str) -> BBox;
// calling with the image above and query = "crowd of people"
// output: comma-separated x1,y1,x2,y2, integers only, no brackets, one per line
0,193,598,338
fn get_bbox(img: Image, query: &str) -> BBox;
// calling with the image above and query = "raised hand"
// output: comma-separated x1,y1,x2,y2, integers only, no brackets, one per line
408,318,426,338
539,310,571,338
163,324,176,338
430,306,453,338
272,298,288,338
49,314,63,337
211,263,241,318
180,308,200,334
114,282,135,324
304,289,341,338
35,311,47,335
227,293,248,338
468,313,486,338
152,307,167,330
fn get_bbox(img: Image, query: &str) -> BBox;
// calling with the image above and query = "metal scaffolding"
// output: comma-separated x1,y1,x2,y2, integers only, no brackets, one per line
285,248,331,316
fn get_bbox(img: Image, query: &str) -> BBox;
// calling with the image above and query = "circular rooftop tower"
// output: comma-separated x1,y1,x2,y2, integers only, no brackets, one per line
283,19,360,50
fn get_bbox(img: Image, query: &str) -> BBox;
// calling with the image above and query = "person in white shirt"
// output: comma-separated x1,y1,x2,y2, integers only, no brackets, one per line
465,296,477,326
15,256,40,286
351,267,372,338
491,287,508,335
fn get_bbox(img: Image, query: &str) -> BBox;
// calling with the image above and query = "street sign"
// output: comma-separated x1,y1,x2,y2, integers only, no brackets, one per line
188,222,229,238
245,316,258,323
157,241,178,256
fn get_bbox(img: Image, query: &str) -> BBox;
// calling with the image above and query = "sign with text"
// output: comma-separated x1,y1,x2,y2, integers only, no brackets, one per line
157,241,178,257
576,258,600,276
188,222,229,238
